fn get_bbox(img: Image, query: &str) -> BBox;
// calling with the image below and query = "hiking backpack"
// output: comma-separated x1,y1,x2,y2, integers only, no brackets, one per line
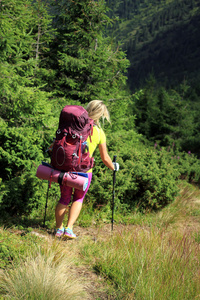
51,105,94,172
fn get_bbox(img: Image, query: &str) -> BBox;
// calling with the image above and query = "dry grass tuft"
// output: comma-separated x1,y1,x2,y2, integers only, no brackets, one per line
0,241,88,300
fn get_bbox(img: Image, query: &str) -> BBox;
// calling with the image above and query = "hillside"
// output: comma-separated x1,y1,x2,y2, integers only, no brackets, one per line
106,0,200,90
0,183,200,299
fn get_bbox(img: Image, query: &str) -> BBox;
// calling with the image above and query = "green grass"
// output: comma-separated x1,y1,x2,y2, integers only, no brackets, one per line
81,227,200,299
79,182,200,299
0,182,200,299
0,227,44,269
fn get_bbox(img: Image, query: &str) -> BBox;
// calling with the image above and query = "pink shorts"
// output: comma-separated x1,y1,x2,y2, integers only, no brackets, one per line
59,172,92,206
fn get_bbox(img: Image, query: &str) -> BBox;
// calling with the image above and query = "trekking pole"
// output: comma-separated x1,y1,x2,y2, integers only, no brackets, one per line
43,180,50,227
111,155,117,231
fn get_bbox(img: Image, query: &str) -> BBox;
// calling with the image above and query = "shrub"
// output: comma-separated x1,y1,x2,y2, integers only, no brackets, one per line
87,129,180,211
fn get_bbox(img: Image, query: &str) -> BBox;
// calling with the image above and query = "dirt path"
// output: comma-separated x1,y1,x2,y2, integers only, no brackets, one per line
31,224,134,300
30,185,200,299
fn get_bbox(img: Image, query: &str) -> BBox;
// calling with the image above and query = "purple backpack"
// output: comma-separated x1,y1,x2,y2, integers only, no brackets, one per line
51,105,94,172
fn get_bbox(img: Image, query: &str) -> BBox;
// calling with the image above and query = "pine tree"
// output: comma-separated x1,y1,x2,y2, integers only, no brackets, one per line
32,0,54,68
48,0,130,102
133,78,196,150
0,0,53,123
0,0,56,215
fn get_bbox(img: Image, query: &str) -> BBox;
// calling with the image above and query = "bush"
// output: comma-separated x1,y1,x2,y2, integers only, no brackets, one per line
0,122,46,216
87,129,180,211
175,151,200,183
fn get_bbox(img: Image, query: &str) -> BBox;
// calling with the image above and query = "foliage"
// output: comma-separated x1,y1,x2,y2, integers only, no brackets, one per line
47,0,130,102
0,0,130,218
106,0,200,90
0,88,58,216
87,119,200,212
87,128,179,211
1,0,200,221
131,79,200,156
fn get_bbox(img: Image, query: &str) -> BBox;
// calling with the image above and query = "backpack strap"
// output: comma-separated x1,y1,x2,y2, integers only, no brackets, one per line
78,136,82,165
89,121,93,142
49,168,54,188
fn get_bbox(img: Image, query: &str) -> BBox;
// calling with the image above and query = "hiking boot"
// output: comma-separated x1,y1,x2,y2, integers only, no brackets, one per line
55,227,65,238
64,227,76,239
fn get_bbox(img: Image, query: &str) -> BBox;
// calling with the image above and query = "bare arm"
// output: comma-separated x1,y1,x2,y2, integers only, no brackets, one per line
98,142,114,171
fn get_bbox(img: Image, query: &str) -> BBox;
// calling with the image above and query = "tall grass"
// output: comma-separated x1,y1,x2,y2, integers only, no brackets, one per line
0,183,200,299
152,182,200,230
82,227,200,299
80,183,200,299
0,241,87,300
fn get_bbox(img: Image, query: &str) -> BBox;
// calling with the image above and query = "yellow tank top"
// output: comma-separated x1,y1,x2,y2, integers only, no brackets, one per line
86,125,106,172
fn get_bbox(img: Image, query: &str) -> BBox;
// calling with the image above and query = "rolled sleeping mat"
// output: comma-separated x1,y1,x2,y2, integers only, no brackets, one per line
62,172,88,191
36,164,88,191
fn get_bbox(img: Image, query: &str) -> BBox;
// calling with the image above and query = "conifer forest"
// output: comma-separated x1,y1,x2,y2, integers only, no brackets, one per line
1,0,200,219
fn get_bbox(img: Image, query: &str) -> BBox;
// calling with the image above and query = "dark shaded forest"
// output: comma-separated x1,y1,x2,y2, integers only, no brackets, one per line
106,0,200,90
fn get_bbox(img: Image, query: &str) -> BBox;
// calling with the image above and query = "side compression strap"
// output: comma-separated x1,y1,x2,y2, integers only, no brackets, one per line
58,172,65,185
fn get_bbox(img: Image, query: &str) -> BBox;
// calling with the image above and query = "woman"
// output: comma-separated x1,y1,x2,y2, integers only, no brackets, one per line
55,100,119,239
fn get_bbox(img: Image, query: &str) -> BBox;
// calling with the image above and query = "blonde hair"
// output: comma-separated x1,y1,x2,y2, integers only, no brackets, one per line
86,100,110,126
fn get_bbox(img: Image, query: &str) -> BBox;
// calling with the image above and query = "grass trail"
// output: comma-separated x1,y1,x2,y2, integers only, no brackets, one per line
0,182,200,299
79,182,200,299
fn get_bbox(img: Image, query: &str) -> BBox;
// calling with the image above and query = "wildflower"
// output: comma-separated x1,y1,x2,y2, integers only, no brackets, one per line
188,151,191,155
